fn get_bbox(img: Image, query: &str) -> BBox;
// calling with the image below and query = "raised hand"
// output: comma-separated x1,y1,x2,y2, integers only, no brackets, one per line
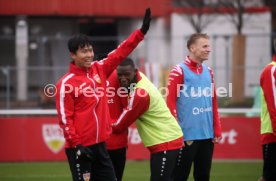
140,8,151,35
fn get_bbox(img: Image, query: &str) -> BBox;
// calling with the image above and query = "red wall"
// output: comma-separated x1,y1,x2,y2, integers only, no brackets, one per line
0,116,261,162
0,0,169,17
0,0,269,17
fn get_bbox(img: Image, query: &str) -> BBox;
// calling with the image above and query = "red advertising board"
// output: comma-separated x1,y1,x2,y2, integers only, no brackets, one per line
0,117,66,161
0,116,261,162
213,117,262,160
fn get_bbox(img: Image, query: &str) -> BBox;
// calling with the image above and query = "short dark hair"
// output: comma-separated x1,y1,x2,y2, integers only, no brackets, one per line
67,34,92,54
119,58,135,69
187,33,209,50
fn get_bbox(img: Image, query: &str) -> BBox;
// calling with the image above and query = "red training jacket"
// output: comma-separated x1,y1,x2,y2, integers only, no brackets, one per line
55,30,144,148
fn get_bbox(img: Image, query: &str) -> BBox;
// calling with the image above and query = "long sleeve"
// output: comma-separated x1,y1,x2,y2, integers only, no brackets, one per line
56,77,81,147
95,29,144,78
112,88,150,133
260,64,276,134
166,65,183,119
208,68,222,138
107,70,124,120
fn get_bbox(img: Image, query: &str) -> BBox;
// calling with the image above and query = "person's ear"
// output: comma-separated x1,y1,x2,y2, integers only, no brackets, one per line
190,45,195,52
70,52,76,59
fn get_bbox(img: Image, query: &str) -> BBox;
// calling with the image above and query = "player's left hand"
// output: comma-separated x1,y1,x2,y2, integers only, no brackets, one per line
212,137,221,144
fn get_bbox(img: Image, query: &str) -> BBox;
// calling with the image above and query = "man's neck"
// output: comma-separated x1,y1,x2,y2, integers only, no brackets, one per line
188,55,203,64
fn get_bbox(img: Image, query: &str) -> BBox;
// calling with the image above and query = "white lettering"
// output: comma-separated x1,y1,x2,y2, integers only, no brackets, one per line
107,98,114,104
192,107,212,115
220,129,238,144
216,86,227,97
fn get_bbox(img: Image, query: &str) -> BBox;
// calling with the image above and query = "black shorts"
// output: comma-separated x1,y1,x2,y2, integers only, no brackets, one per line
65,142,116,181
262,142,276,181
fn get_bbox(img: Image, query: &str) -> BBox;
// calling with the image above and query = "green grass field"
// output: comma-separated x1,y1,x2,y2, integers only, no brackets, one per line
0,160,262,181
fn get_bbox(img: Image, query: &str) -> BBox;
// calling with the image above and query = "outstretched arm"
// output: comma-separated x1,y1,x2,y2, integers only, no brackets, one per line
112,88,150,133
96,8,152,77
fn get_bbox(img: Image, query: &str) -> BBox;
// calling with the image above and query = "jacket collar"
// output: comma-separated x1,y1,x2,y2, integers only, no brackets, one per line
184,56,202,69
69,61,88,75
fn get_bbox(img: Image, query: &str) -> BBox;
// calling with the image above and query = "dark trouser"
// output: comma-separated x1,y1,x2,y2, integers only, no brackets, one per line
108,147,127,181
65,142,117,181
173,139,214,181
262,142,276,181
150,149,180,181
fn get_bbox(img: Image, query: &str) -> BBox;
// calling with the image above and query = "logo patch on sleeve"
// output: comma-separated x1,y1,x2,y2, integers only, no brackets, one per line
93,74,101,84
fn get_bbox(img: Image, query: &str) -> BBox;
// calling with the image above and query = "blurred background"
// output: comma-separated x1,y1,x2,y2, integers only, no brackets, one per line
0,0,275,108
0,0,275,180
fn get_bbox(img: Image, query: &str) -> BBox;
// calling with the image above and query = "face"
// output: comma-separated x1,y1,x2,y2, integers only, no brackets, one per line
116,65,136,88
190,38,211,63
71,45,94,68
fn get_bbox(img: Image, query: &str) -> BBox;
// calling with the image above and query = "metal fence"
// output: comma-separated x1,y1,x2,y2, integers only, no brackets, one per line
0,33,274,109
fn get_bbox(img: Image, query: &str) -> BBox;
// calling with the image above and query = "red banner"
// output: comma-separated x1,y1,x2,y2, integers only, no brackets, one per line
0,116,261,162
213,117,262,160
0,117,66,161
